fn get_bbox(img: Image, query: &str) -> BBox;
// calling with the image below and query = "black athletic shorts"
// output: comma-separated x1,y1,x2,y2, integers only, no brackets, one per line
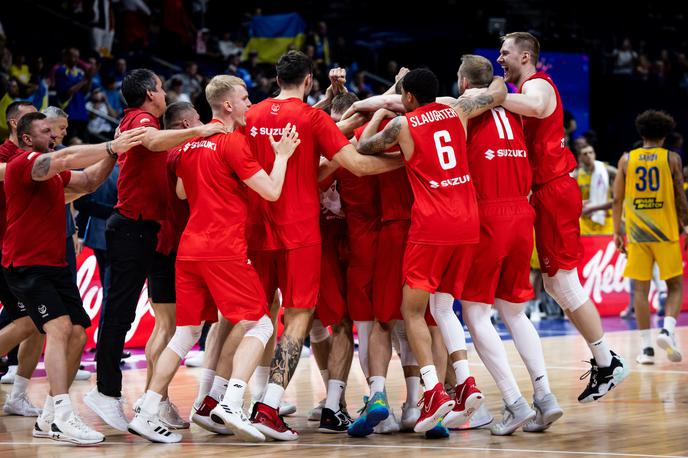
148,251,176,303
0,254,28,321
3,265,91,333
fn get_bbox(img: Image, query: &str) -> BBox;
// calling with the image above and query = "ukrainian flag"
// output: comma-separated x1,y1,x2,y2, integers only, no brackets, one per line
243,13,306,64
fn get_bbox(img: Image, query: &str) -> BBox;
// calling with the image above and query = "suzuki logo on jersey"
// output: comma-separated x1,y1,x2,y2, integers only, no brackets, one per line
428,174,471,189
184,140,217,152
485,149,495,160
485,149,527,160
271,104,281,114
251,127,289,137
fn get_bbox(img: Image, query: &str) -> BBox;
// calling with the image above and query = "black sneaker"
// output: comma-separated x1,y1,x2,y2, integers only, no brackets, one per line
578,351,630,403
340,406,353,424
318,407,351,433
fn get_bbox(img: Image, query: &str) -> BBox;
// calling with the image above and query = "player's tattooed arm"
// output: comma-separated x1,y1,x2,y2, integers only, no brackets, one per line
358,114,402,155
32,155,52,179
269,335,304,388
452,76,506,120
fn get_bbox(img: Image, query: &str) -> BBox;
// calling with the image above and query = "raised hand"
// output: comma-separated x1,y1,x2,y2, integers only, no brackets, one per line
270,123,301,160
111,127,147,154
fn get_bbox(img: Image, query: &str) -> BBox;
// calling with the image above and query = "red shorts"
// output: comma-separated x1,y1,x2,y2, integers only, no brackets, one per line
175,259,267,326
250,244,321,309
532,175,583,276
462,198,535,304
372,220,410,323
346,215,379,321
403,243,476,299
316,230,349,327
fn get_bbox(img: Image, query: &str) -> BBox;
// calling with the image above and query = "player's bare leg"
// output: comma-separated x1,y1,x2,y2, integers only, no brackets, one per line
318,318,353,433
657,276,683,362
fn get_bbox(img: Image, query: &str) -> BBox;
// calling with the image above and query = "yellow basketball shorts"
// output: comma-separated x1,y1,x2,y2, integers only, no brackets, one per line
624,241,684,281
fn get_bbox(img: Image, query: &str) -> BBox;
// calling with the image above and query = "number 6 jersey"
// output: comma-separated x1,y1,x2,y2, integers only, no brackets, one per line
403,102,479,245
624,147,678,243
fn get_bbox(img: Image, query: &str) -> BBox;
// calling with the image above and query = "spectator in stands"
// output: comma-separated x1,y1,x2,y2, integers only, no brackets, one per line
171,61,203,102
112,58,127,89
612,37,637,76
86,88,116,140
9,52,29,86
102,75,124,117
577,144,615,235
227,53,254,88
349,71,373,98
0,78,20,139
218,31,243,60
307,21,331,66
164,77,191,104
55,48,93,141
249,75,272,104
27,57,49,112
307,78,325,105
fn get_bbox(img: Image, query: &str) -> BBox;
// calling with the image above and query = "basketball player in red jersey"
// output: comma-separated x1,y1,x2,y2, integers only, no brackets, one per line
245,51,402,441
454,55,563,435
498,32,629,402
357,68,506,433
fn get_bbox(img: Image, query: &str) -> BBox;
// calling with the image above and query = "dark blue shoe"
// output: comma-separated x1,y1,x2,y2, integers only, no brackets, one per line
347,392,390,437
425,422,450,439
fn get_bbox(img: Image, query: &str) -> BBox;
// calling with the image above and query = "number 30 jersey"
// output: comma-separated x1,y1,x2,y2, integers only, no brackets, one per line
625,147,678,243
403,102,479,245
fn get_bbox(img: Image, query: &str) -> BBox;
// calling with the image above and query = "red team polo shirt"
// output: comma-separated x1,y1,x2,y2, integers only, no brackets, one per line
518,72,577,186
0,140,24,246
176,125,263,261
245,97,350,251
403,102,479,245
3,151,71,267
115,108,167,221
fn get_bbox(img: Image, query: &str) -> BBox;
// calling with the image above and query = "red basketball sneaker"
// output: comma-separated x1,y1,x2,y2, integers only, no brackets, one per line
250,401,298,441
443,376,484,429
414,383,455,433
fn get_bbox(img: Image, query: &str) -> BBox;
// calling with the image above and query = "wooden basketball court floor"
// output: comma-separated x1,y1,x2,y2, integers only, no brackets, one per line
0,326,686,458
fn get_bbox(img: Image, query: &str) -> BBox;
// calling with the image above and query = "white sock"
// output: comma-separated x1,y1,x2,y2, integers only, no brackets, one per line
429,293,467,353
420,365,439,390
250,366,270,400
369,376,385,395
320,369,329,386
405,376,421,406
223,378,247,409
641,329,652,349
209,376,228,401
195,368,216,407
53,394,72,421
262,383,285,410
663,316,677,334
354,320,373,379
496,378,522,406
495,299,551,400
11,375,29,398
141,390,163,416
42,395,54,417
325,379,345,411
589,337,612,367
453,360,470,385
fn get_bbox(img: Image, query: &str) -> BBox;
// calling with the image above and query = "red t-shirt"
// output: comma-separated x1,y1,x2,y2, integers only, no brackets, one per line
0,140,24,246
176,126,263,261
403,102,479,245
245,97,350,250
156,147,190,255
518,72,577,186
3,151,72,267
466,107,532,200
114,108,168,221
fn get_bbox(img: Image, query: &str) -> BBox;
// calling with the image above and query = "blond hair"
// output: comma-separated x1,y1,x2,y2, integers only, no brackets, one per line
459,55,493,88
501,32,540,65
205,75,246,109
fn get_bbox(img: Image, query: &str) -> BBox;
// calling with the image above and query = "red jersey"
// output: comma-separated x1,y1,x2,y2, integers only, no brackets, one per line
156,147,190,255
245,97,350,250
176,125,262,261
3,151,71,267
0,140,24,246
403,102,479,245
466,106,532,200
518,72,577,186
115,108,168,221
319,172,347,236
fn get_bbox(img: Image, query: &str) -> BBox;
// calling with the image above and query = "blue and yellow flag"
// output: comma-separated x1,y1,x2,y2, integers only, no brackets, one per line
243,13,306,64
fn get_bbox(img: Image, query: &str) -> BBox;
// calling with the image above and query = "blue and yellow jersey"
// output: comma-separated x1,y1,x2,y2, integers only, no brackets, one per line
624,147,678,243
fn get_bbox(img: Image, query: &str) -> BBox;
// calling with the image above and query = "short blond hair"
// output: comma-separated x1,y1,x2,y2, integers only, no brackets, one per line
501,32,540,65
205,75,246,108
459,55,493,88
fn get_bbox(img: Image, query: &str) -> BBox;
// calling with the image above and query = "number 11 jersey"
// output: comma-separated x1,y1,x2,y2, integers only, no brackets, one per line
403,102,479,245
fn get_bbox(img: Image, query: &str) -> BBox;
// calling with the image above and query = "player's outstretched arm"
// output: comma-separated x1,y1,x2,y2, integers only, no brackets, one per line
612,153,628,254
141,122,227,152
64,156,118,202
31,127,146,182
244,124,301,201
341,95,404,121
451,76,506,122
332,143,403,177
358,110,402,155
501,78,555,119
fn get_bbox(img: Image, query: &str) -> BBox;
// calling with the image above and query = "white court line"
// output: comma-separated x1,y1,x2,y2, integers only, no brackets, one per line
2,440,685,458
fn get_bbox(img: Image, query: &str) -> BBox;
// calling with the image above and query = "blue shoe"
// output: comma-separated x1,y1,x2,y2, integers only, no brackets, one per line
425,422,449,439
347,393,390,437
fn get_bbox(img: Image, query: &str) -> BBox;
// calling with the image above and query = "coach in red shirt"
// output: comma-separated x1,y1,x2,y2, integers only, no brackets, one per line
84,69,225,432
